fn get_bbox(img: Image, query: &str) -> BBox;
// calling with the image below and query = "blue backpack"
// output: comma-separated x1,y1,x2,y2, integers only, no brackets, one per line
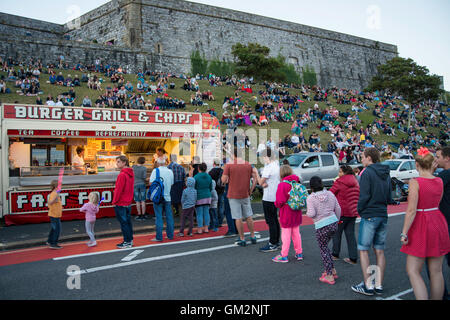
147,168,164,204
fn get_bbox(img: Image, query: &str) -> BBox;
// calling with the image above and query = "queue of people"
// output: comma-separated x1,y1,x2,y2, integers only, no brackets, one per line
44,144,450,300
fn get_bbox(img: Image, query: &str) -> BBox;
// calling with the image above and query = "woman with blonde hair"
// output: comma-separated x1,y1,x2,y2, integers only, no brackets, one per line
400,148,450,300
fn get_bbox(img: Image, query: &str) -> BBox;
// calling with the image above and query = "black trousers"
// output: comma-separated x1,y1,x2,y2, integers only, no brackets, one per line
262,200,280,246
332,216,358,261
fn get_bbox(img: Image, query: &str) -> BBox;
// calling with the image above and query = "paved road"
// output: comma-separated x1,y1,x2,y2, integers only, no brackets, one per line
0,210,448,303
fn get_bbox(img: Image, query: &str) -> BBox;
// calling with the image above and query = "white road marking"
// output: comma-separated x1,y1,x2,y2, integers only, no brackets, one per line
68,237,270,275
54,231,260,261
376,288,414,300
121,250,144,262
55,211,407,262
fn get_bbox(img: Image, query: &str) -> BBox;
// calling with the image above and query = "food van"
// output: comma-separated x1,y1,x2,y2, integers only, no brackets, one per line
1,104,221,225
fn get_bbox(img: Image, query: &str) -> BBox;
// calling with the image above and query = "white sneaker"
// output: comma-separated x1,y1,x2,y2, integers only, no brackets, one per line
88,241,97,247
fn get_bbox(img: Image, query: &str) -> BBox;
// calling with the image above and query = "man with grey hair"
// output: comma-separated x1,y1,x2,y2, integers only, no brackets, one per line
168,154,186,216
150,159,175,241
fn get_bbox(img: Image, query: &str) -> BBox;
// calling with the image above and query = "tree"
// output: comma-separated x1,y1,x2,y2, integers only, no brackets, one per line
276,55,302,85
302,65,317,86
190,50,208,76
207,58,235,77
231,42,285,82
366,57,444,128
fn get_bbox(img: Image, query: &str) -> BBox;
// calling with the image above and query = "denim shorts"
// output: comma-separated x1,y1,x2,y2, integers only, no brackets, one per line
357,217,388,251
134,184,147,202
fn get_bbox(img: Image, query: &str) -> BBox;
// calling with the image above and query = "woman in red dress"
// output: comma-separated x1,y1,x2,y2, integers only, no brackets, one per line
400,149,450,300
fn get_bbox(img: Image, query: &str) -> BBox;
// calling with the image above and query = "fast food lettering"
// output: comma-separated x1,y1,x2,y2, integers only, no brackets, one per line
14,190,113,211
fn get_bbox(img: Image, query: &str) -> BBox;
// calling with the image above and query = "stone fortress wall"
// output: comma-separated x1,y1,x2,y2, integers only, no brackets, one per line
0,0,398,90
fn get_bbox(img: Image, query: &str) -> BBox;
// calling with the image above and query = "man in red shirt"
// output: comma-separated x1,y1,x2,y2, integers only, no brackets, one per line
113,155,135,249
222,148,258,247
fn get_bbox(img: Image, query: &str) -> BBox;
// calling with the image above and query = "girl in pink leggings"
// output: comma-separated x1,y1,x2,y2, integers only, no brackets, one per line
272,165,303,263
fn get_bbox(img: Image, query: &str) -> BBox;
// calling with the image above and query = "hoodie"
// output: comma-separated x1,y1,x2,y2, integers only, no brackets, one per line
329,174,360,218
274,174,303,228
306,189,341,229
210,180,218,209
357,163,393,219
113,167,135,206
181,177,197,209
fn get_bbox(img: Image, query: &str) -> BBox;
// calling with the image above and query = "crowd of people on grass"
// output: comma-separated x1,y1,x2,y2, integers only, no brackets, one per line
1,55,449,156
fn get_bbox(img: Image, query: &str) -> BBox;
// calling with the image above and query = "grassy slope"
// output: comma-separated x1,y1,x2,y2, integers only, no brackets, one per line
0,68,442,159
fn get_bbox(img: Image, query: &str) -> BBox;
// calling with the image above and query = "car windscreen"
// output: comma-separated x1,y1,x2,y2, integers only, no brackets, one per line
381,161,401,170
284,155,307,167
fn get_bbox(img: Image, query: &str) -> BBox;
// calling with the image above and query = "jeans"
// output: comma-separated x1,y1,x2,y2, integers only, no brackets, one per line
209,207,218,230
357,217,388,251
223,187,237,234
114,206,133,243
217,193,225,226
263,200,280,246
332,216,358,261
153,200,174,240
196,205,210,229
47,217,61,245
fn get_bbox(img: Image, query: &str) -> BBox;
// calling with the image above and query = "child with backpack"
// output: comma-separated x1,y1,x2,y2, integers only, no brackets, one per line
306,176,341,285
272,165,307,263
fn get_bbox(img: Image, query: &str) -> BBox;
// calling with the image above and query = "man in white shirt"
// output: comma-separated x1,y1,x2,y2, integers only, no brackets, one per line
256,148,281,252
291,134,300,147
55,99,64,107
257,142,266,156
46,98,55,106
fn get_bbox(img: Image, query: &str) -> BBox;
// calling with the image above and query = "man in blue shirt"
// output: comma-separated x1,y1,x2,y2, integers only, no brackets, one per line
150,160,174,242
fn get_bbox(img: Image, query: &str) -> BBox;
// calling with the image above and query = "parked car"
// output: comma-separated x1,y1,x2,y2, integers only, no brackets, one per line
381,159,419,182
282,152,339,188
433,167,444,177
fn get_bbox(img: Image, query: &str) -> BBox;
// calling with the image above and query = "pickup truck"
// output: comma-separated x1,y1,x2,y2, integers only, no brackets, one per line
257,152,340,190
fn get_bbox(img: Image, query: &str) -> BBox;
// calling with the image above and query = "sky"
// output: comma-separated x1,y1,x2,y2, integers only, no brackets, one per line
0,0,449,90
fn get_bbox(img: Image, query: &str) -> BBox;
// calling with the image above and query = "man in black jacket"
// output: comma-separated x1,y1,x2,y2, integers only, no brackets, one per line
209,159,225,227
352,147,392,296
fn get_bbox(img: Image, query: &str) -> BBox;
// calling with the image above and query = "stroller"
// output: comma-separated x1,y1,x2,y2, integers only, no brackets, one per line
391,177,409,202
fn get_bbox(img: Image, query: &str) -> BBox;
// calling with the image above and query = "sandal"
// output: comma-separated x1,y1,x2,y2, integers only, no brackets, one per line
322,272,338,279
319,274,335,285
343,258,357,265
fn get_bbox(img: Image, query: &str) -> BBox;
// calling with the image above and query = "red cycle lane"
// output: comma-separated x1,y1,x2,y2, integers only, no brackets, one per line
0,203,407,267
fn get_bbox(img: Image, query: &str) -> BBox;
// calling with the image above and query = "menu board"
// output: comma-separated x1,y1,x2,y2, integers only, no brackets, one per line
85,139,113,160
202,137,217,170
